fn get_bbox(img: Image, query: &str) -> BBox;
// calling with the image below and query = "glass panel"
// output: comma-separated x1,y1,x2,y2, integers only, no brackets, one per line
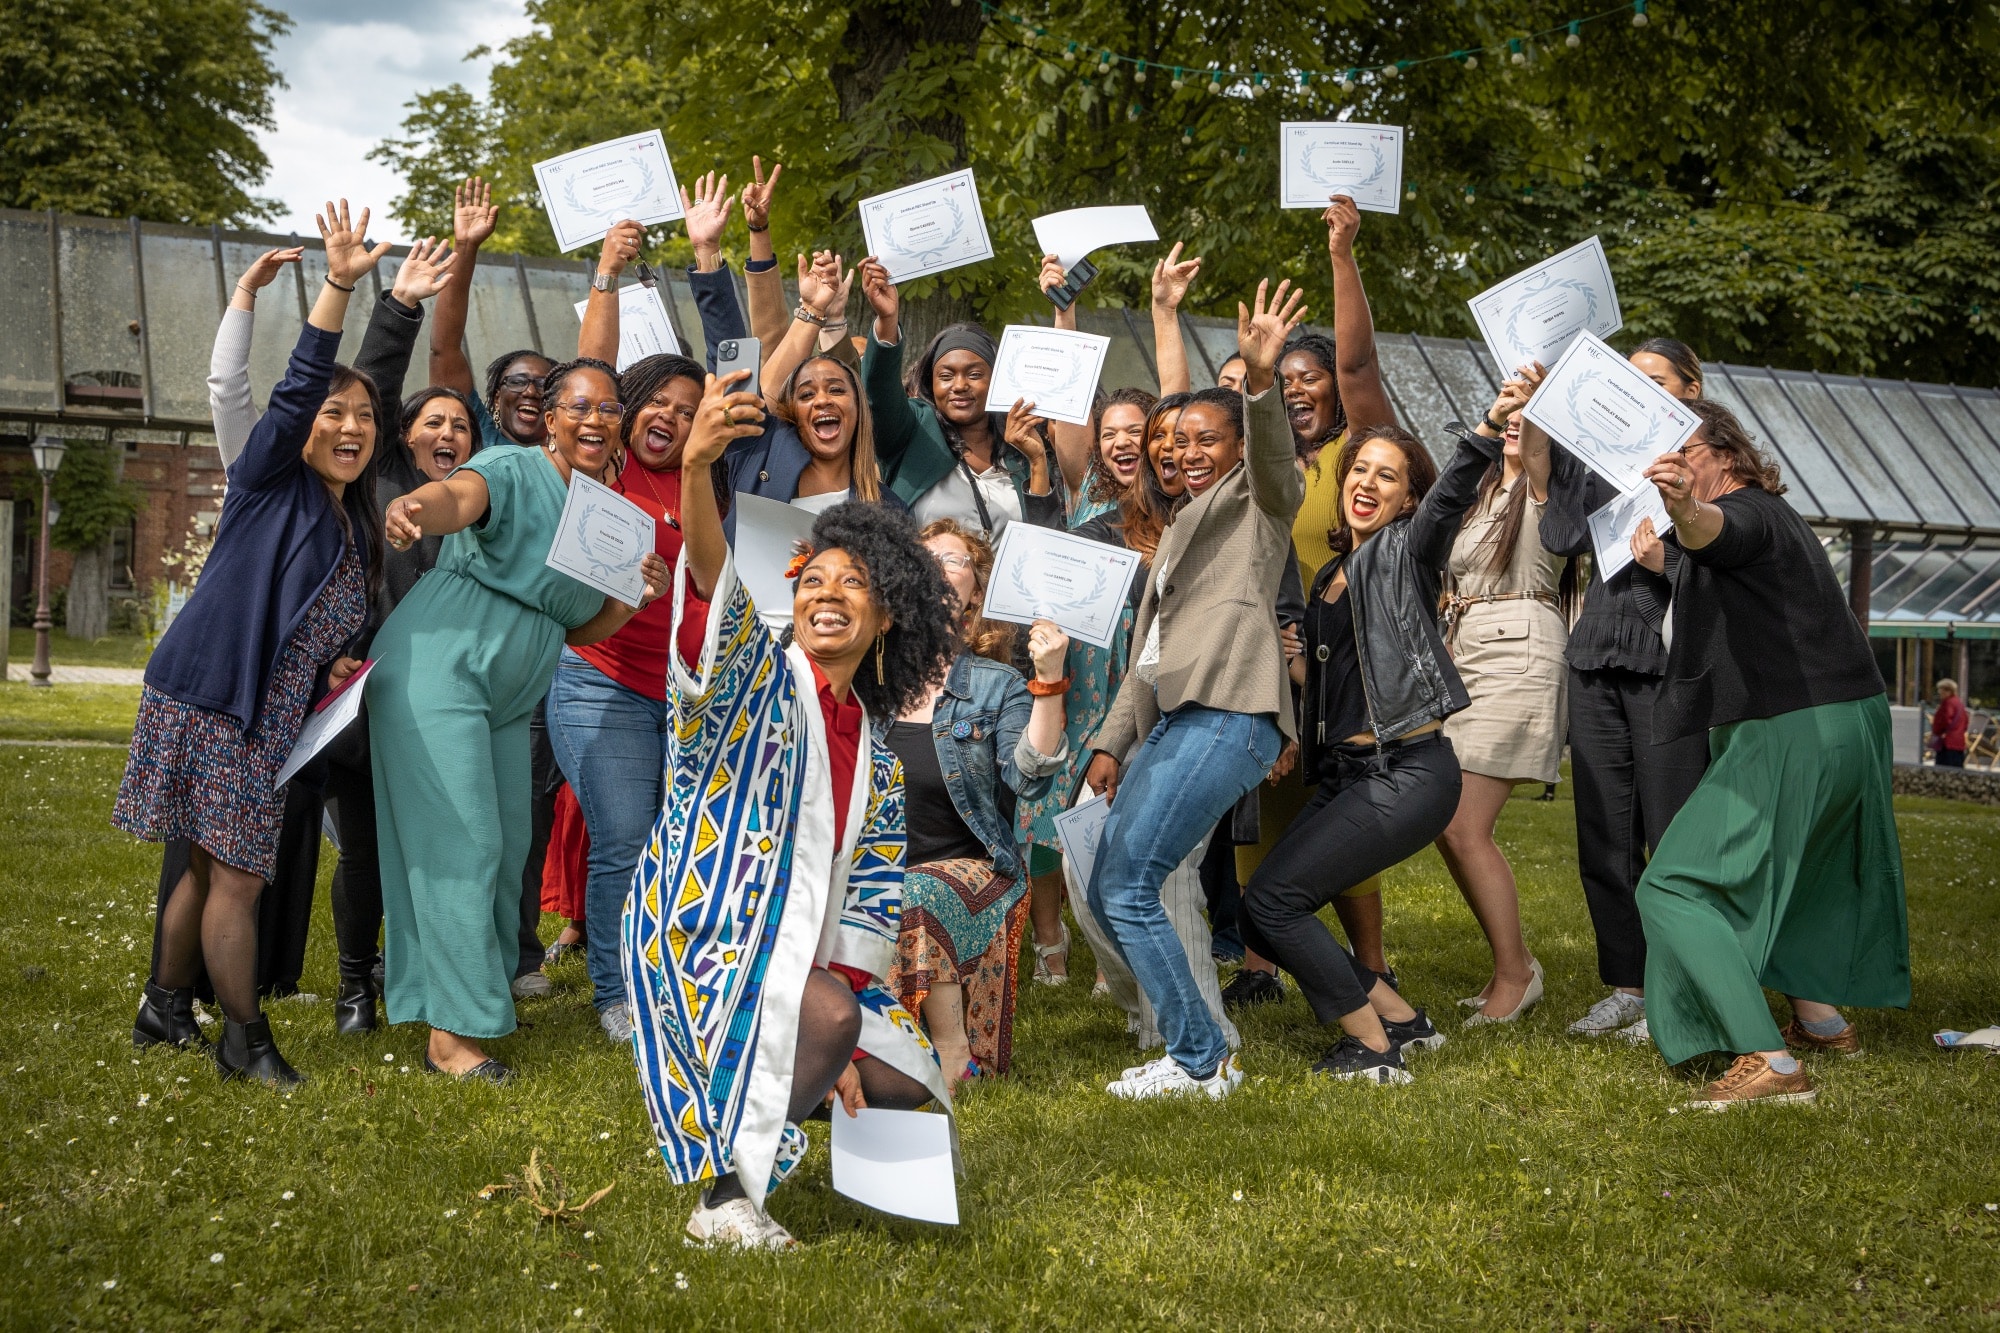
523,261,585,364
1760,371,1923,526
1373,338,1452,459
1867,383,2000,532
1175,315,1219,388
1186,318,1238,383
1873,544,1949,610
217,235,305,415
58,218,143,403
458,256,535,382
1910,386,2000,529
662,273,706,364
1706,368,1854,519
0,213,57,411
368,253,436,407
139,230,225,424
1415,337,1500,425
1076,308,1156,395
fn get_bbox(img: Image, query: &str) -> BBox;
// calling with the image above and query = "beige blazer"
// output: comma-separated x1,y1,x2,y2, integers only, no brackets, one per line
1091,385,1304,761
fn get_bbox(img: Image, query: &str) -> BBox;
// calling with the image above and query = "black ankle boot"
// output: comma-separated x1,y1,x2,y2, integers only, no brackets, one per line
333,973,377,1036
133,981,204,1049
215,1015,305,1086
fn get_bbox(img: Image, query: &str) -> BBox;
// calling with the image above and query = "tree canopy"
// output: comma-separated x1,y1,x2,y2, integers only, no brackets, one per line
0,0,289,225
371,0,2000,384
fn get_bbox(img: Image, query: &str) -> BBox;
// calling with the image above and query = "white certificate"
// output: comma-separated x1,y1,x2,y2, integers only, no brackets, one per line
982,325,1110,428
1587,479,1674,580
830,1108,959,1225
573,284,681,371
1031,205,1158,273
275,660,374,790
1468,235,1623,376
1522,331,1701,495
534,130,684,253
730,493,817,628
1280,122,1405,213
981,520,1140,649
545,470,655,604
858,169,994,284
1052,792,1109,897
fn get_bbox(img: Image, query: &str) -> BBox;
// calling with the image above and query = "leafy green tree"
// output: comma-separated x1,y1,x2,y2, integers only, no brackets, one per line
373,0,2000,383
0,0,290,225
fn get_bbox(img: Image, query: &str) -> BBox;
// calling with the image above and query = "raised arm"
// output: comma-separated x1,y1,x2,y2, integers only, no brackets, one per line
428,176,497,394
1537,440,1613,558
354,236,456,414
738,156,794,352
1236,278,1310,518
677,370,769,599
1036,252,1091,490
1407,373,1522,569
858,258,923,471
1323,197,1397,436
210,246,300,464
1150,241,1201,395
580,218,645,364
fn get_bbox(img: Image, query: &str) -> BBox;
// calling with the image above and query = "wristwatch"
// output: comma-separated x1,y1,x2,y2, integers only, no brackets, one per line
591,272,616,293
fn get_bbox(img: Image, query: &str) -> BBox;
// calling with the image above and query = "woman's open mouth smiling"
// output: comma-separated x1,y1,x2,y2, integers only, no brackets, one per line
809,410,843,445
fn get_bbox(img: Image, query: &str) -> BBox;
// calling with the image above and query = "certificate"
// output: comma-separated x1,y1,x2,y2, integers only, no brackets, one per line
1031,205,1158,273
534,130,684,253
1587,478,1674,580
1052,793,1109,898
1280,122,1405,213
981,520,1141,649
1522,331,1701,494
1468,235,1623,376
275,660,373,790
858,169,994,283
982,325,1110,428
730,493,817,627
573,284,681,371
544,470,655,604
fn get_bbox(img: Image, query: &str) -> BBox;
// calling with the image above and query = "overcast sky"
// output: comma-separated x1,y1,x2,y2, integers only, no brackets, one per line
258,0,535,241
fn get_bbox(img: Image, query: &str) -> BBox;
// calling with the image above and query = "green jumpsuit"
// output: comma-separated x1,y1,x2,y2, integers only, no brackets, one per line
368,447,604,1039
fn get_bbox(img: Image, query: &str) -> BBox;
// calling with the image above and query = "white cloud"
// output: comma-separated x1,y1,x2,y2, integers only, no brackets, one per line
257,0,536,240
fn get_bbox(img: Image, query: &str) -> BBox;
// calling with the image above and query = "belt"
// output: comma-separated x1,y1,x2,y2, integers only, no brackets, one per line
1443,588,1560,643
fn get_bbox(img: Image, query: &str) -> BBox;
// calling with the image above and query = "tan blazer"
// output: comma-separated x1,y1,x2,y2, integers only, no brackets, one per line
1091,386,1304,761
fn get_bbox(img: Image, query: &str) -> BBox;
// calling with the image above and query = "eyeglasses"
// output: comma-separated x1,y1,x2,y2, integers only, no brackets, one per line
497,373,542,391
934,553,974,572
556,400,626,422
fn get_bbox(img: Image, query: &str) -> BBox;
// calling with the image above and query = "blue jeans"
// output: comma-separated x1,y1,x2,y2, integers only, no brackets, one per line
545,650,669,1012
1087,706,1283,1077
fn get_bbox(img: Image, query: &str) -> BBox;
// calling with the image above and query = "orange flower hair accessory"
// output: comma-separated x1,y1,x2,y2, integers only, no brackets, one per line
784,542,815,581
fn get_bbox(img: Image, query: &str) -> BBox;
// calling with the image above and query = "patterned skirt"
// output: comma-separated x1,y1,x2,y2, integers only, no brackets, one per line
890,857,1028,1075
114,547,367,880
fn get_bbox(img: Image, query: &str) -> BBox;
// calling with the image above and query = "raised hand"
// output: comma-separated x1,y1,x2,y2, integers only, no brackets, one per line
316,200,393,288
1631,517,1667,573
454,176,498,249
740,156,783,229
679,171,733,253
1003,398,1048,461
1037,252,1067,296
1025,618,1071,683
238,246,304,293
859,256,900,340
390,236,457,305
683,371,766,467
797,250,848,318
598,218,645,281
1236,278,1309,391
1323,194,1362,260
1486,361,1544,429
1151,241,1202,311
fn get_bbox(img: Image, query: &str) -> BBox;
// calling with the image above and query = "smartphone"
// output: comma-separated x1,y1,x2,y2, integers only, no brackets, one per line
714,337,762,402
1044,257,1099,312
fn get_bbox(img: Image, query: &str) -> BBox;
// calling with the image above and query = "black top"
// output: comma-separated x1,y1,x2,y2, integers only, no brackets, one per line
1655,486,1884,744
1538,443,1673,676
885,720,987,865
1305,584,1370,769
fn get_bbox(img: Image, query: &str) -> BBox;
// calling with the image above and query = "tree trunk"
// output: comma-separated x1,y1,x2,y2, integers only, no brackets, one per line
64,537,110,640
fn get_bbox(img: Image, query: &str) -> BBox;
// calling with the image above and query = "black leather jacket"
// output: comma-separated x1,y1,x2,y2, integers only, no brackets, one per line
1300,421,1499,770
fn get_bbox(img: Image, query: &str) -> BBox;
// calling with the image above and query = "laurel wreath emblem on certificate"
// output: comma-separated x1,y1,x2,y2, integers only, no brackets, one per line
573,502,645,587
1299,138,1385,190
882,195,967,264
562,159,658,222
1011,556,1110,627
1503,271,1600,355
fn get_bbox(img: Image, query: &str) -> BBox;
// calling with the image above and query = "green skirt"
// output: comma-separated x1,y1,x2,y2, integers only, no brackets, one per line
1636,694,1909,1066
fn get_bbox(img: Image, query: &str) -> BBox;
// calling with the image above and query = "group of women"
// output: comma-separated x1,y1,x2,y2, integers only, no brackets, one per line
116,159,1909,1249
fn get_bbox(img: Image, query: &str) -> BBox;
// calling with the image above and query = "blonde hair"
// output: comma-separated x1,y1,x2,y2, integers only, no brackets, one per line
918,518,1015,664
1938,678,1959,695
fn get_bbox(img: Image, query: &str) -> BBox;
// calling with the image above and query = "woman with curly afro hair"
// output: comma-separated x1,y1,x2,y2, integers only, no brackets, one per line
625,368,963,1252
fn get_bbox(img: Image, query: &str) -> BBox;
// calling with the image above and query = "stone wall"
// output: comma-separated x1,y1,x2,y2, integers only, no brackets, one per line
1892,763,2000,806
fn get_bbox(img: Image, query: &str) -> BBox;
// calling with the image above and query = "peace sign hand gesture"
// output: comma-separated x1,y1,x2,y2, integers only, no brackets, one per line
740,155,783,229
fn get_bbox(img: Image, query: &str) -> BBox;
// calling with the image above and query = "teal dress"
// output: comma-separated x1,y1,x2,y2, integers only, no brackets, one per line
368,447,604,1039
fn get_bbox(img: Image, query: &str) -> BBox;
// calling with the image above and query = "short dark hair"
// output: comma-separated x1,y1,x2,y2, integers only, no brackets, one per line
1280,330,1346,450
805,501,961,720
1326,424,1440,558
483,349,554,407
1686,399,1785,494
1181,386,1244,439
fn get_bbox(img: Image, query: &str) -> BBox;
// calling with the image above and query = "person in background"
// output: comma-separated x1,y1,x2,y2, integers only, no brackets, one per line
887,520,1068,1087
119,202,388,1085
1538,336,1711,1044
1080,280,1307,1101
1931,679,1968,767
369,358,669,1083
1634,400,1908,1108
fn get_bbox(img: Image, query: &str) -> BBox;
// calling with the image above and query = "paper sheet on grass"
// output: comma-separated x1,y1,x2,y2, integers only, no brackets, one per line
830,1107,959,1225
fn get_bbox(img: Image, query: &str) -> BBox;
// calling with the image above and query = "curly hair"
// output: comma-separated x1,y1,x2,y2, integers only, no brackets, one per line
1280,330,1347,456
777,354,884,503
1083,386,1159,508
1686,399,1785,494
918,518,1015,664
614,352,731,519
1325,424,1440,559
804,502,961,719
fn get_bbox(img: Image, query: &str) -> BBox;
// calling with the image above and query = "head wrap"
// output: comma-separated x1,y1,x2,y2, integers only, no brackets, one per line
927,323,998,368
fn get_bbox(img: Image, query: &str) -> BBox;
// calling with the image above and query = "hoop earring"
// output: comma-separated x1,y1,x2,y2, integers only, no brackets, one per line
874,633,886,685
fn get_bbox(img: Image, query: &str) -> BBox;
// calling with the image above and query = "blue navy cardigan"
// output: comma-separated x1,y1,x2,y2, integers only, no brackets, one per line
144,323,360,733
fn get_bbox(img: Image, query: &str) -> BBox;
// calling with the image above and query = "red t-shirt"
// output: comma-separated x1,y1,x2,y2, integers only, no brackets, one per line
573,465,709,700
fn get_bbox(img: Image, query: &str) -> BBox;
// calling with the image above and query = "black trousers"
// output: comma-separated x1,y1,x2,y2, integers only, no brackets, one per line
320,718,382,981
1240,735,1462,1024
1199,815,1240,939
1567,667,1710,988
517,700,559,976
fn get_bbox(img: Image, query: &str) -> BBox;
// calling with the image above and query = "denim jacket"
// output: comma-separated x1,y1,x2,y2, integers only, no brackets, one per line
911,652,1068,880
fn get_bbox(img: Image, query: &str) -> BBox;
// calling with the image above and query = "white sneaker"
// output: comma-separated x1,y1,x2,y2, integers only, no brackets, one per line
1120,1053,1172,1081
1567,990,1646,1037
1106,1053,1241,1101
1616,1017,1651,1046
685,1196,797,1251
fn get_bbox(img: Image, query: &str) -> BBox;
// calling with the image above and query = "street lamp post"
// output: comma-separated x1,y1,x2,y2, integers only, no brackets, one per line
29,434,66,688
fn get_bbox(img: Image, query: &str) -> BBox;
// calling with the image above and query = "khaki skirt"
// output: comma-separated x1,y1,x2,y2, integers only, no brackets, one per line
1443,600,1569,783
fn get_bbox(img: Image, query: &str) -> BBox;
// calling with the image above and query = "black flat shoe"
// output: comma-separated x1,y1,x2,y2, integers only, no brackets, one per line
423,1055,513,1084
133,981,205,1049
333,973,377,1036
215,1015,305,1086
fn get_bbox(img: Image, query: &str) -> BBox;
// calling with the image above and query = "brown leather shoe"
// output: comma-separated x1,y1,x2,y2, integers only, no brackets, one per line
1781,1019,1862,1057
1689,1053,1816,1111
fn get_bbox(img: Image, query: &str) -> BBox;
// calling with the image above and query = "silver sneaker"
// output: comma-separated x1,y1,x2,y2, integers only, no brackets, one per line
1616,1017,1651,1045
1568,990,1646,1037
599,1004,635,1045
511,971,553,1000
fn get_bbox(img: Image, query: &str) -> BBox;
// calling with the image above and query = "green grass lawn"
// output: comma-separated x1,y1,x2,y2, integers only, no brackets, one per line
1,740,1997,1329
0,682,140,743
6,627,154,670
